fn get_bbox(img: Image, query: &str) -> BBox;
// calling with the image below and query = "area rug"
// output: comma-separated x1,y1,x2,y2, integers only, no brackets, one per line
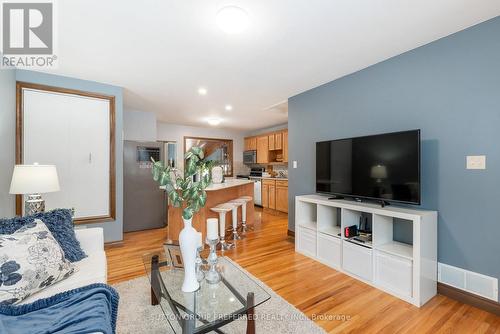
113,258,326,333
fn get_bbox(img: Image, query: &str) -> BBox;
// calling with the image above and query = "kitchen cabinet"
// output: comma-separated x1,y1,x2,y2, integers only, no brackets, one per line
262,179,288,213
244,129,287,164
275,132,283,150
268,134,275,150
262,183,269,208
276,180,288,213
256,136,269,163
283,130,288,163
244,137,257,151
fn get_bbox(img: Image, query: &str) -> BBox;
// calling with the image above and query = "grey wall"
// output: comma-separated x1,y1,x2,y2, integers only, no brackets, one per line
288,17,500,288
0,70,16,218
15,70,124,242
124,109,157,141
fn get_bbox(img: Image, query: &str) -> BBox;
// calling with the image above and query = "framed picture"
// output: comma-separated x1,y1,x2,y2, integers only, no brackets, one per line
163,241,184,269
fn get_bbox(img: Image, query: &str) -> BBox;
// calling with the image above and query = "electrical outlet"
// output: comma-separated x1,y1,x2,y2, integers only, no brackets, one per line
466,155,486,170
292,161,298,169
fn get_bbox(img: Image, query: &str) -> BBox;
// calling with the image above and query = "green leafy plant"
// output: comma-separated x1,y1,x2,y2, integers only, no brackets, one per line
151,146,216,220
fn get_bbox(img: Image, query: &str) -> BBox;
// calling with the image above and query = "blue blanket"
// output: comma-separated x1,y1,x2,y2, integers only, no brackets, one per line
0,283,119,334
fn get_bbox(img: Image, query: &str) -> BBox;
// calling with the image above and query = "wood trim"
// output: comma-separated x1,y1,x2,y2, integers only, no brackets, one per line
104,240,125,248
437,282,500,316
287,229,295,238
15,81,116,225
183,136,234,177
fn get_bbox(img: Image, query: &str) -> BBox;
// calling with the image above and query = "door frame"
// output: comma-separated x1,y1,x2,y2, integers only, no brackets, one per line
16,81,116,224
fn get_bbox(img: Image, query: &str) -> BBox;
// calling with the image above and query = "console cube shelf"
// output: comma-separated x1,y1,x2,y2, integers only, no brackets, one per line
295,194,437,307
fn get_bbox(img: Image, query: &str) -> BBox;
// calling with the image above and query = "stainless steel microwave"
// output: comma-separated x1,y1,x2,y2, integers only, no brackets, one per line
243,150,257,165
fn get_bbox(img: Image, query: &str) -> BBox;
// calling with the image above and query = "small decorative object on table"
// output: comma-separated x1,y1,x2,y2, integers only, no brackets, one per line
205,218,222,284
151,146,215,293
211,166,224,184
195,232,205,282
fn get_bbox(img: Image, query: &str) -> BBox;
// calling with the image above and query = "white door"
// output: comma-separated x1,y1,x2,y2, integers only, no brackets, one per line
22,87,112,220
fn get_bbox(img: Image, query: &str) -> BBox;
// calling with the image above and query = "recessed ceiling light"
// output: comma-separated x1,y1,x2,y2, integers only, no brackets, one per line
216,6,250,34
207,118,222,126
198,87,207,95
225,104,233,111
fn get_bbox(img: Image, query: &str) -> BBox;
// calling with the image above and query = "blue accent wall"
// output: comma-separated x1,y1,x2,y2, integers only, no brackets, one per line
288,17,500,293
16,70,124,242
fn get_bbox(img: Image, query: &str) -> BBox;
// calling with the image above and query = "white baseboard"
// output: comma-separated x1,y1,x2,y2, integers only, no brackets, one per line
438,263,498,302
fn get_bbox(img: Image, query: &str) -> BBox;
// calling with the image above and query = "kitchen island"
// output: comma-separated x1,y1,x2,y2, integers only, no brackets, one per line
166,179,254,241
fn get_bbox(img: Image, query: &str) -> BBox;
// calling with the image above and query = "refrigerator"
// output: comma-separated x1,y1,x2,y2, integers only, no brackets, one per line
124,141,168,232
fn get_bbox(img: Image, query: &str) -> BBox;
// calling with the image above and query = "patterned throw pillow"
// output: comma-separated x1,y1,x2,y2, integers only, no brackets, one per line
0,209,86,262
0,219,75,305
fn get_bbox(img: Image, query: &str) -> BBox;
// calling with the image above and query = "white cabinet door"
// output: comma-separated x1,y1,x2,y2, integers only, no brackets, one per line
317,233,341,269
297,226,317,258
342,241,373,282
374,251,413,298
22,87,113,221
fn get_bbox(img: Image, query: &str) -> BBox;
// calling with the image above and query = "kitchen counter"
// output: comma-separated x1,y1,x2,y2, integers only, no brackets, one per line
206,179,253,191
166,178,254,241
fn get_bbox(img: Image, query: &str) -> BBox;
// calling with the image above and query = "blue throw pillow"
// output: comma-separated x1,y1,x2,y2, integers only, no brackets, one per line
0,209,87,262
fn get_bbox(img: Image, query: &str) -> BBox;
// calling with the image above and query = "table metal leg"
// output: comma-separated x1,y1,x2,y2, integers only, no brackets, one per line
151,255,160,306
246,292,255,334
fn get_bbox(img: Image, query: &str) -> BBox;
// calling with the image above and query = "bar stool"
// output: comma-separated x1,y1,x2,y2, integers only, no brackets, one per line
227,200,244,240
210,203,235,250
237,196,253,232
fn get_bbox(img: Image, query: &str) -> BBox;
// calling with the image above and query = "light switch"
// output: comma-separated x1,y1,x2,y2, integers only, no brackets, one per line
466,155,486,170
292,161,298,169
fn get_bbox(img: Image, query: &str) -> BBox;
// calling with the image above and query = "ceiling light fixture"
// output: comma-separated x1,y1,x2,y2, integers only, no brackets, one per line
198,87,208,95
225,104,233,111
207,118,222,126
216,6,250,34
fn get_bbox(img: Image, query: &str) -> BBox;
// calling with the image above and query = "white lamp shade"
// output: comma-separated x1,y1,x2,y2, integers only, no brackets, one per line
9,164,60,194
370,164,388,179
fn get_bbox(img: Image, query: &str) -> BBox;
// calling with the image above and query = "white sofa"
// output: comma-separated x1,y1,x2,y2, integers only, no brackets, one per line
22,227,107,304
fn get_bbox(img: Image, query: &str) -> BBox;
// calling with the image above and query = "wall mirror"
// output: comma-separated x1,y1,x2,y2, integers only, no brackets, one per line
184,137,233,176
16,82,116,224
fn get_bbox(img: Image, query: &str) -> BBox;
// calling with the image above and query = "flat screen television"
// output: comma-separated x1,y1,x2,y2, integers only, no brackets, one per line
316,130,421,205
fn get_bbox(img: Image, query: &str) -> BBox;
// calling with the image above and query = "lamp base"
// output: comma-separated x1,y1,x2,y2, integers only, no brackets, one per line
25,194,45,216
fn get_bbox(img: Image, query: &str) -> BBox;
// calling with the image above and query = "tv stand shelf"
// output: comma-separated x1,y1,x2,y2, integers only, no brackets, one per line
295,194,437,307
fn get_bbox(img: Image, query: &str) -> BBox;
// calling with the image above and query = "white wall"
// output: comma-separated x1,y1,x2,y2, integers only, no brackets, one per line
156,122,248,175
123,109,157,141
0,70,15,218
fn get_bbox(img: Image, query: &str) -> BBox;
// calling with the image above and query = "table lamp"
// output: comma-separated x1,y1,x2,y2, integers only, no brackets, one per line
9,163,60,216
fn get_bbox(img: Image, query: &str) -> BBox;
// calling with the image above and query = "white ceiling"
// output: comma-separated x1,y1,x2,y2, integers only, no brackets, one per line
45,0,500,130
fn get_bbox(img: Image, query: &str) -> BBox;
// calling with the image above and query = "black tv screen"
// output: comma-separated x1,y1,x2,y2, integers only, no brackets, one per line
316,130,420,204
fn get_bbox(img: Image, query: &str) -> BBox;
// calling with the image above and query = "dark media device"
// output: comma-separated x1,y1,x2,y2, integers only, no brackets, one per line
316,130,421,205
344,225,358,238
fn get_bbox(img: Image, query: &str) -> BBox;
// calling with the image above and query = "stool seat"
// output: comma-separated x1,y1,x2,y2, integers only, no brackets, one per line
228,199,244,206
238,196,253,202
209,203,235,251
211,203,234,213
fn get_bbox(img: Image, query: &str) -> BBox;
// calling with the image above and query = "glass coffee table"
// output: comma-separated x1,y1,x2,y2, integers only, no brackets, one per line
143,251,270,334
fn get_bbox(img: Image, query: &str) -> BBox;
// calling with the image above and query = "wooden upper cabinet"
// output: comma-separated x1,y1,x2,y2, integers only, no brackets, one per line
275,132,283,150
244,137,257,151
268,134,275,151
256,136,269,163
283,130,288,162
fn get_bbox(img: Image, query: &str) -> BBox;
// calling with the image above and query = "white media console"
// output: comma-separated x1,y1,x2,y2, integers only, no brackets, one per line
295,194,437,307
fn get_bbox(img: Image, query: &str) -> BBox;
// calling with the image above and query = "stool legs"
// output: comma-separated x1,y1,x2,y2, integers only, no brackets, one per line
218,212,234,250
239,202,253,233
231,207,242,240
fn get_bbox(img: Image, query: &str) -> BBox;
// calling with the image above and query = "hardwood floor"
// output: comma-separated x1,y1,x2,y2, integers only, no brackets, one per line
105,207,500,333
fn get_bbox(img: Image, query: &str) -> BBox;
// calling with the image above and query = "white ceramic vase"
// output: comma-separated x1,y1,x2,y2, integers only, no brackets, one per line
179,217,200,292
